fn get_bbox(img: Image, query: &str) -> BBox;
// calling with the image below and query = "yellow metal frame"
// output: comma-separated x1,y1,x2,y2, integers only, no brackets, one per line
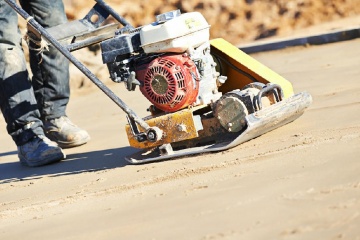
125,106,203,149
210,38,294,99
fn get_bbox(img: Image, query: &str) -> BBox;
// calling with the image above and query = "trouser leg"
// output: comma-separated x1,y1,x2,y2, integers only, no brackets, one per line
20,0,70,121
0,0,44,146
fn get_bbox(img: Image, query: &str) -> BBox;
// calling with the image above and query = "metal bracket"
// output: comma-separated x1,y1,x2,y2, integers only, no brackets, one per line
83,3,110,28
255,83,284,110
126,115,147,142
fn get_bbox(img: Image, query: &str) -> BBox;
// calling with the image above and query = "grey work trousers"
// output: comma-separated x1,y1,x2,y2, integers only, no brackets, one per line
0,0,70,146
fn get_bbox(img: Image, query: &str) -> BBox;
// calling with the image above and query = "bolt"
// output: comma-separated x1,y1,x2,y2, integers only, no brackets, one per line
147,132,155,140
228,123,233,127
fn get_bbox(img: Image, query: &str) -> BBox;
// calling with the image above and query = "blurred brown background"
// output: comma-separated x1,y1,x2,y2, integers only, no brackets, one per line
63,0,360,44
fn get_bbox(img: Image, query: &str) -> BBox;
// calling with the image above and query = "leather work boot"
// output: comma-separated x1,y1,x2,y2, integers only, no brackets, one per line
43,116,90,148
18,135,65,167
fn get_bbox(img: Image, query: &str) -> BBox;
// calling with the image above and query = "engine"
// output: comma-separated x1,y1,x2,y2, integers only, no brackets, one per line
100,10,224,112
136,54,199,112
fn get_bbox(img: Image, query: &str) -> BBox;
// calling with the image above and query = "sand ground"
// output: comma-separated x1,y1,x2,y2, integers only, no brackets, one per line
1,24,360,239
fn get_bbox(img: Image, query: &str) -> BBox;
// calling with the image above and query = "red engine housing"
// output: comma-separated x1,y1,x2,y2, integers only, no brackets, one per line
137,54,199,112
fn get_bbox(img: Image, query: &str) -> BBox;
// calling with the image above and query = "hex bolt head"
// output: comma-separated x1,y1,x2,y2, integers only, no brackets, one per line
147,131,155,141
146,127,163,142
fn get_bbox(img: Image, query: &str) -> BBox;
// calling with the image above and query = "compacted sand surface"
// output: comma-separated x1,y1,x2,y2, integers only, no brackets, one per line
0,21,359,240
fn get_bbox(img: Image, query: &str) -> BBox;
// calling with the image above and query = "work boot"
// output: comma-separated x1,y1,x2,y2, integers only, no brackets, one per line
18,135,65,167
43,116,90,148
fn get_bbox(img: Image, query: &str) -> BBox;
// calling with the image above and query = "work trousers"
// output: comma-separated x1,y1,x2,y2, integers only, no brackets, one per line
0,0,69,146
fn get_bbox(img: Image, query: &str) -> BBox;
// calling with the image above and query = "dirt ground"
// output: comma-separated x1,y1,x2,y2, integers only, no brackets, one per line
1,1,360,239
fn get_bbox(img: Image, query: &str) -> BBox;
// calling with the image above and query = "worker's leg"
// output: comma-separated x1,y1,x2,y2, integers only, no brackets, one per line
0,0,44,146
0,0,65,166
19,0,90,148
19,0,70,120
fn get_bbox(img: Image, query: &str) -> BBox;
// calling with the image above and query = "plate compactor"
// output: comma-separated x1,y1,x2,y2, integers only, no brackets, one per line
6,0,312,163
